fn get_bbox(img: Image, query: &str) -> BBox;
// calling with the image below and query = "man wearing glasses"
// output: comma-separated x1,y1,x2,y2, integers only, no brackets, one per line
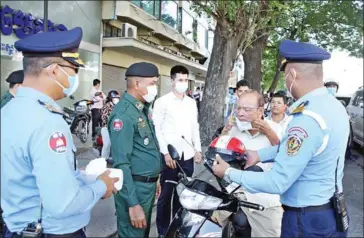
1,27,118,237
216,90,283,237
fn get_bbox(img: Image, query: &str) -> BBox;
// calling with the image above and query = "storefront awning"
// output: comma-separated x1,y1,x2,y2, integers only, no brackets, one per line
102,37,207,77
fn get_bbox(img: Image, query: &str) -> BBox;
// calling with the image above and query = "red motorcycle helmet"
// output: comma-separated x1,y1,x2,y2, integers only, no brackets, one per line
205,135,246,163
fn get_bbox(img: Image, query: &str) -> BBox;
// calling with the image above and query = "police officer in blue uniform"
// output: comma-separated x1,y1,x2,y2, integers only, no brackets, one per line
1,27,118,238
212,40,350,237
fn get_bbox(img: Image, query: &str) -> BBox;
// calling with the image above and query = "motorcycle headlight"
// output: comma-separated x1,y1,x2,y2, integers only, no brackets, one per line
76,105,86,112
182,212,205,227
177,184,223,210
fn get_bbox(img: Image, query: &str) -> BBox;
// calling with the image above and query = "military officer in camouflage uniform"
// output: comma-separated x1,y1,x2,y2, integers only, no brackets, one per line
109,62,161,238
0,70,23,108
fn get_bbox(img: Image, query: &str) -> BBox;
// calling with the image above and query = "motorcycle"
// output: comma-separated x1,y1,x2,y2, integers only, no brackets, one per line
63,98,93,143
93,126,103,156
165,144,264,238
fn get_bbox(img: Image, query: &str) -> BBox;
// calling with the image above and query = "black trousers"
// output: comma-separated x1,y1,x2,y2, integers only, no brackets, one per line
156,156,194,236
91,108,102,138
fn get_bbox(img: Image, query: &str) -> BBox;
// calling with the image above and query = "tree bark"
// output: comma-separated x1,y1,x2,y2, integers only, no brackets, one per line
243,34,269,91
199,23,239,146
268,53,284,93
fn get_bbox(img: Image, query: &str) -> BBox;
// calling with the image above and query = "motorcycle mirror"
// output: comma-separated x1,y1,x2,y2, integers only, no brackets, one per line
168,144,180,161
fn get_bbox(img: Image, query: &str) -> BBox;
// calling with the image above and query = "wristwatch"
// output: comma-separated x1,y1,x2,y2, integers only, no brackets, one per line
223,167,233,183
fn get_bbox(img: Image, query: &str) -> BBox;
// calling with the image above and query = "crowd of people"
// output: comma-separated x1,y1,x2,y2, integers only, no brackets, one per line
0,26,350,238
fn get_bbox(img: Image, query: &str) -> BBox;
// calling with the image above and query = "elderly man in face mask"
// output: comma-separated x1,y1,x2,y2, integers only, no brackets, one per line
216,90,283,237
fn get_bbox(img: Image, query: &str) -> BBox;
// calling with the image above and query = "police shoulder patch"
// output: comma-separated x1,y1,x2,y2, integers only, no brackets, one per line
113,118,123,131
286,126,308,156
49,132,67,153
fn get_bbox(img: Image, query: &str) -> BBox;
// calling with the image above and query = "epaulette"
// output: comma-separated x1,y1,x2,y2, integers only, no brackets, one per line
290,101,309,115
38,100,65,116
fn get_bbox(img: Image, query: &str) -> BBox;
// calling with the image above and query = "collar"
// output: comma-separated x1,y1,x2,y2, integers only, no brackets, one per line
170,91,186,101
16,87,57,105
289,87,328,113
239,128,261,138
6,90,15,98
124,92,149,111
16,87,63,111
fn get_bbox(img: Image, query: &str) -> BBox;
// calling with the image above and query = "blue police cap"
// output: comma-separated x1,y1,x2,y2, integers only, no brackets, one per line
279,40,331,71
6,70,24,84
125,62,159,79
14,27,85,68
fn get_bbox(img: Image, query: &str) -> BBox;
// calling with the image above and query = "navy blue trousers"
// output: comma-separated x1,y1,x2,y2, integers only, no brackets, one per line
156,157,194,236
281,208,348,238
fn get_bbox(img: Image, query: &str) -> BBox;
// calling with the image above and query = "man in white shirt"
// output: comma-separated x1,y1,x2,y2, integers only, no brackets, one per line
213,90,283,237
153,65,202,237
90,79,106,140
267,91,290,133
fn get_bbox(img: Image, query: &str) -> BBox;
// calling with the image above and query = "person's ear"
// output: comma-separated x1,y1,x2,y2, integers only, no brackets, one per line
46,63,58,79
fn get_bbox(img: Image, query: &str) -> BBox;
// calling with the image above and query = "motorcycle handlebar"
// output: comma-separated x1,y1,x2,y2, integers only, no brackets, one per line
239,200,265,211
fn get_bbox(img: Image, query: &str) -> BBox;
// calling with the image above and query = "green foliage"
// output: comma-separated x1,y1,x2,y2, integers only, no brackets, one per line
262,0,363,91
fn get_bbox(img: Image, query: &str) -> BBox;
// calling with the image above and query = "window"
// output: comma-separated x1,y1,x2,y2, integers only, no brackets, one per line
161,1,178,29
131,0,142,7
182,10,193,40
197,23,207,49
141,0,154,16
103,23,121,38
131,0,160,19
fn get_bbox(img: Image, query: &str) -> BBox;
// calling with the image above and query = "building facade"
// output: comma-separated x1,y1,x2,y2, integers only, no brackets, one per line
101,0,212,96
0,1,102,108
1,0,212,108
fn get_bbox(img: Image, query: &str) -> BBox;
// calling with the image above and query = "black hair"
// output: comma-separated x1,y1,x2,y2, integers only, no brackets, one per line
236,80,250,89
23,57,63,76
93,79,101,86
9,83,16,89
272,91,288,104
170,65,189,78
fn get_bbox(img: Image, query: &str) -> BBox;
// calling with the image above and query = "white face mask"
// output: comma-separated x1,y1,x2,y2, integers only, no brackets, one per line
141,85,158,103
112,98,120,105
284,69,296,99
235,117,252,131
175,82,188,94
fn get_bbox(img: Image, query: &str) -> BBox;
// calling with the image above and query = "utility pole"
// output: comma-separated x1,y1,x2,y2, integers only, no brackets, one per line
44,0,48,32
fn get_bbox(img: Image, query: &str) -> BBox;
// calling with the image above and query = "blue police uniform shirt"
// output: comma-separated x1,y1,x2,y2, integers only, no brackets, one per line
227,87,349,207
1,87,106,234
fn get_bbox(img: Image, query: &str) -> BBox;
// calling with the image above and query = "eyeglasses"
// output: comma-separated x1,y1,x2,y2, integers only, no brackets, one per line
43,63,79,74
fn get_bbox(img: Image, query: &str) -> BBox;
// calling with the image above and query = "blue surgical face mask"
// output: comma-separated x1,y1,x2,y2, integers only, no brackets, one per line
55,66,79,97
327,87,337,96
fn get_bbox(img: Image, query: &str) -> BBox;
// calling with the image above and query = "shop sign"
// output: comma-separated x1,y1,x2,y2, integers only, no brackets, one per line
1,42,18,56
1,5,67,39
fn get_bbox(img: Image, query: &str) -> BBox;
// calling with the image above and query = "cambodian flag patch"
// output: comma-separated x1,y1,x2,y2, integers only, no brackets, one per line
113,119,123,131
49,132,67,153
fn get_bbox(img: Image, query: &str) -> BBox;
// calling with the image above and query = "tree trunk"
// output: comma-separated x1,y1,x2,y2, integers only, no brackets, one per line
268,54,284,93
243,35,269,92
199,23,238,146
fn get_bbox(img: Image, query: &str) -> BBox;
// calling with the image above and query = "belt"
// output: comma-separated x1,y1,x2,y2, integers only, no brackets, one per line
132,175,158,183
282,202,332,212
3,225,85,238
